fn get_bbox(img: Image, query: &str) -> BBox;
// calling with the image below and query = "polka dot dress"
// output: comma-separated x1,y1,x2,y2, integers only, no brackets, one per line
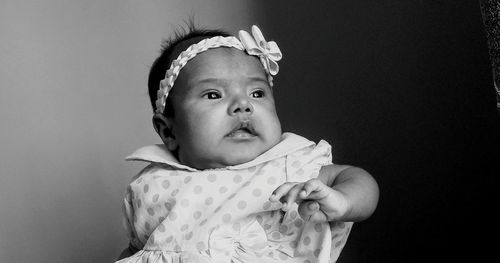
117,133,353,263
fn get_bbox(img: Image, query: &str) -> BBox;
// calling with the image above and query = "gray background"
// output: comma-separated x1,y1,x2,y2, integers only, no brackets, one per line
0,1,258,262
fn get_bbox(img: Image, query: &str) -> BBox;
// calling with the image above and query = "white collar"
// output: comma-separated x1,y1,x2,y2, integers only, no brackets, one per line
125,132,315,171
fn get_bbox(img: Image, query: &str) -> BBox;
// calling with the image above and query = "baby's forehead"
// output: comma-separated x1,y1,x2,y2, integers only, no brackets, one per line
169,48,268,99
180,48,267,80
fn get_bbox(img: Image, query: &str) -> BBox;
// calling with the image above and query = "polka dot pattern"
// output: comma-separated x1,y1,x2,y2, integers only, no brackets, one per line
152,194,159,203
279,225,288,233
267,176,277,185
193,211,202,220
205,197,213,206
303,236,311,246
168,211,177,221
207,174,217,182
294,218,303,228
237,200,247,209
222,213,232,223
122,134,342,262
314,223,323,232
233,174,242,183
218,186,228,194
147,208,155,216
193,185,203,194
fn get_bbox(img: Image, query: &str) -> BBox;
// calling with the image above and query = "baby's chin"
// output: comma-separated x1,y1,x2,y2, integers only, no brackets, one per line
178,134,283,170
177,150,259,170
194,152,259,169
221,153,260,166
221,139,283,166
200,144,278,169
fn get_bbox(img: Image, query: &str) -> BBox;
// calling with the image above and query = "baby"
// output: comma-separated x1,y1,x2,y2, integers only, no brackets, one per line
116,25,379,263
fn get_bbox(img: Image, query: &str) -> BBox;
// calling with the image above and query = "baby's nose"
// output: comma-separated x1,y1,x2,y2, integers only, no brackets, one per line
228,96,254,116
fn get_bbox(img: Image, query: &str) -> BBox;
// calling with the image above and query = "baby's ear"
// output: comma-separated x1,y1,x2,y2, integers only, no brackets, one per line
152,114,178,151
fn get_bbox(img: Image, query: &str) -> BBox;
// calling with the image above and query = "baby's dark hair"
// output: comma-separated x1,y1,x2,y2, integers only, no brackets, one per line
148,25,231,116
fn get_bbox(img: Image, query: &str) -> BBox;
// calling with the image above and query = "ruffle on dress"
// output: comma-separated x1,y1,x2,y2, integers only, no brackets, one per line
117,219,293,263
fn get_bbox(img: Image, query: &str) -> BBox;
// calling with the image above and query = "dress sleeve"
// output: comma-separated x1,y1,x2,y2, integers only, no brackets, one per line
283,140,353,262
285,140,333,182
122,185,144,251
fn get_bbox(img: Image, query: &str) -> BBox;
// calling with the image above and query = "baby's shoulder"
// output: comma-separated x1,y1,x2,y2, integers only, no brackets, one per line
285,138,332,163
282,138,333,182
128,163,183,187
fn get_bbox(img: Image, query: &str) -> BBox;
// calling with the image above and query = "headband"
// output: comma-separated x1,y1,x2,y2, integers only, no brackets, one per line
155,25,282,114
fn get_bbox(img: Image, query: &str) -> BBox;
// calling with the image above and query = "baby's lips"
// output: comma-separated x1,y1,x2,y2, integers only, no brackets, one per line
228,121,257,136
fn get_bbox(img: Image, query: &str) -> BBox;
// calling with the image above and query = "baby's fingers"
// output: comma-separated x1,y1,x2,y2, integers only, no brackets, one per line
282,183,306,211
269,182,299,202
270,182,305,211
299,178,330,200
298,200,328,222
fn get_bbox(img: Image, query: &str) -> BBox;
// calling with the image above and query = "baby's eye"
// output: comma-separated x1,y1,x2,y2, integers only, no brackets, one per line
202,91,221,99
250,90,265,98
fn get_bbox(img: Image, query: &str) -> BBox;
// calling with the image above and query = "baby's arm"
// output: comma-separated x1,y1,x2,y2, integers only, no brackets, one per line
270,164,379,222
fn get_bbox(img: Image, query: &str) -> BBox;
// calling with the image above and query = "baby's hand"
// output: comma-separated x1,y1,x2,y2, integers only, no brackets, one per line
269,179,350,222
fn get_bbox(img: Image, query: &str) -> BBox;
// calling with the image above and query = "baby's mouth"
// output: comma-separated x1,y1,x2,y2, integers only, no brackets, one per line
226,122,257,138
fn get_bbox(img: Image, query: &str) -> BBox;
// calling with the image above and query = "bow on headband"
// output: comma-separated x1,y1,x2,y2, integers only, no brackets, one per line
239,25,282,76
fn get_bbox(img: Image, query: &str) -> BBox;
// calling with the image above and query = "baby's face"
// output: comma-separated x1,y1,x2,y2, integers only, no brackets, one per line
168,48,282,169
